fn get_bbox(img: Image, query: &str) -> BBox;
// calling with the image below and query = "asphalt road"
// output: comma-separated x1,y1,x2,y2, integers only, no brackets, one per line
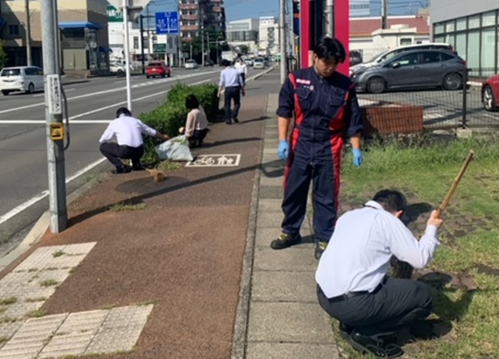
357,87,499,129
0,67,269,247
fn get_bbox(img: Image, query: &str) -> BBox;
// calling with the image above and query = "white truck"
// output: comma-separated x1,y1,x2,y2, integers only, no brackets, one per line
221,50,238,63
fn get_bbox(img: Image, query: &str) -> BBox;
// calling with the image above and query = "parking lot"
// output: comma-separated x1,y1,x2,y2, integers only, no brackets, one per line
357,86,499,130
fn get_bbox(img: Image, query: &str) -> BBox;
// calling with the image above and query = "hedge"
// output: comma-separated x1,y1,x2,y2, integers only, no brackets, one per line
138,82,219,164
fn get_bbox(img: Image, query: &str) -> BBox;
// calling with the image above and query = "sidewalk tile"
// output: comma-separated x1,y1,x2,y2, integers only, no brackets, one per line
255,228,314,249
257,186,283,200
246,343,339,359
259,176,283,187
251,271,317,303
253,248,317,271
256,212,286,228
257,199,282,213
247,302,333,343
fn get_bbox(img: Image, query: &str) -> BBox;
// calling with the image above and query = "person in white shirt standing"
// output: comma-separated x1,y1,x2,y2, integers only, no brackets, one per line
99,107,170,174
234,58,248,86
315,189,443,358
218,59,245,124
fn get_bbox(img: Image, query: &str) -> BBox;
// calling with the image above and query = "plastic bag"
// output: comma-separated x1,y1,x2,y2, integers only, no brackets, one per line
155,135,193,162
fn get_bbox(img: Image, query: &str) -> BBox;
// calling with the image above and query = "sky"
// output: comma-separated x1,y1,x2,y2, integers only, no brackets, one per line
142,0,429,23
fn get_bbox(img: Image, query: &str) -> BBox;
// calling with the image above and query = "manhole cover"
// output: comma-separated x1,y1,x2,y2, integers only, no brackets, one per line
115,175,190,195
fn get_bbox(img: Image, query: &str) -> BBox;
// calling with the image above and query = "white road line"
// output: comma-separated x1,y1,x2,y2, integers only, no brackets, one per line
0,158,106,225
0,71,216,116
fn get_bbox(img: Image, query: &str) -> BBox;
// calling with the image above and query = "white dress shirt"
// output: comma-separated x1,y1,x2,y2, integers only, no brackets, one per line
235,62,247,75
315,200,441,299
99,115,157,147
219,67,244,88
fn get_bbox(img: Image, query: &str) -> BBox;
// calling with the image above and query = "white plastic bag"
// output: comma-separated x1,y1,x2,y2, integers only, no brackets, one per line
155,135,194,162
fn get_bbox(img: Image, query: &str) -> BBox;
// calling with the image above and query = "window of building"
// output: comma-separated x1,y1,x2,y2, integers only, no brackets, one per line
133,36,139,49
481,28,496,71
482,11,497,27
445,20,455,33
456,17,467,31
467,30,480,69
434,23,444,35
445,34,455,46
468,15,480,29
455,32,466,60
400,38,412,46
8,24,19,36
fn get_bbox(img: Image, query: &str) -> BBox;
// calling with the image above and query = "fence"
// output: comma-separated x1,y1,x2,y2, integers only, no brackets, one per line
356,67,499,136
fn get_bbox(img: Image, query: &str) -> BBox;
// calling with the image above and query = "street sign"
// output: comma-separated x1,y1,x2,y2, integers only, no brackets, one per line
153,44,167,54
107,5,123,22
155,12,179,35
50,123,64,141
47,75,62,115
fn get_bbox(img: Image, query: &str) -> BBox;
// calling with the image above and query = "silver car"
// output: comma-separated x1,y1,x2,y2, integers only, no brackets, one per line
351,49,467,94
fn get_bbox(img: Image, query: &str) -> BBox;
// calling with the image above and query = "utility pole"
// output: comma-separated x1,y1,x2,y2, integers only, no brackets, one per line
279,0,287,83
40,0,67,233
140,14,146,74
122,0,132,111
325,0,334,37
146,4,151,58
25,0,32,65
381,0,388,29
206,31,210,63
200,4,205,66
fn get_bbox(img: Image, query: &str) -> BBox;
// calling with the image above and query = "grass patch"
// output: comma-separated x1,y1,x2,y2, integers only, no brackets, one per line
40,279,59,287
52,250,65,258
156,160,181,173
25,297,47,303
28,310,47,318
0,336,7,345
0,297,17,305
109,202,146,212
334,135,499,358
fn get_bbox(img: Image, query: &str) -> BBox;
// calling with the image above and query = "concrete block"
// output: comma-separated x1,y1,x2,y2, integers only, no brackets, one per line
456,127,473,139
253,248,317,271
247,302,333,343
246,342,339,359
251,271,318,303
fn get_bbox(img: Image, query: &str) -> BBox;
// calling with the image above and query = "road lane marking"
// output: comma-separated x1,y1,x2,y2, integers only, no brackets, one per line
0,71,216,116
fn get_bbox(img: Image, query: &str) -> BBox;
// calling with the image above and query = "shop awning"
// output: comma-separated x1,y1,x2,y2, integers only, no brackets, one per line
58,22,103,30
98,46,113,53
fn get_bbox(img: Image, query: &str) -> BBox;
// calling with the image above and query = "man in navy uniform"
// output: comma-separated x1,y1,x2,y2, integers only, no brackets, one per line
271,37,364,259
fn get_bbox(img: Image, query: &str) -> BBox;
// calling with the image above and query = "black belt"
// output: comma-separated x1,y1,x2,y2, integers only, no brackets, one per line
329,276,387,303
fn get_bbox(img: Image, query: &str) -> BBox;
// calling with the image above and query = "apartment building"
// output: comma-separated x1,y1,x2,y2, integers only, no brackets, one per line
258,16,278,55
226,18,258,52
0,0,110,74
179,0,226,42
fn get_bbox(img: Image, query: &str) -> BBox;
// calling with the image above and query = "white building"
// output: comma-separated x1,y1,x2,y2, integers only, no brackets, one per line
258,16,279,55
350,0,370,17
226,18,259,54
107,4,178,65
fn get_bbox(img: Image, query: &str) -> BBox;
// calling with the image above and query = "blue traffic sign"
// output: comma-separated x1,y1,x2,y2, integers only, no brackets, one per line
155,12,179,35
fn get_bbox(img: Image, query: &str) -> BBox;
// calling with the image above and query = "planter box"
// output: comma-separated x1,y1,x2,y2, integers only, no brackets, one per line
360,101,424,136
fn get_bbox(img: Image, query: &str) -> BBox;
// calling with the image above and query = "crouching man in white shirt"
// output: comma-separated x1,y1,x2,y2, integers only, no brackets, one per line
99,107,170,174
315,189,443,359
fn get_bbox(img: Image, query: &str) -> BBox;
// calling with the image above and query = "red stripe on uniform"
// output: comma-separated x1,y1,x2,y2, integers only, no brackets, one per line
329,135,344,218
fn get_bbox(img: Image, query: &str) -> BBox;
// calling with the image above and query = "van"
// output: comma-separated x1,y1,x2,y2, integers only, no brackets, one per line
0,66,45,96
350,43,454,75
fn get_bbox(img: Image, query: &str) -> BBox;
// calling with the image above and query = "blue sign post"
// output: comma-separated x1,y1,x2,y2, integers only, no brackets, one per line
155,12,179,35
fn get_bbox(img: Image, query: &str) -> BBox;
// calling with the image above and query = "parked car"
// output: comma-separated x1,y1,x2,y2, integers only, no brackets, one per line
253,57,265,69
351,49,467,94
350,50,363,67
204,60,214,67
145,61,171,78
185,60,199,69
350,43,454,75
110,62,131,74
482,74,499,112
0,66,44,96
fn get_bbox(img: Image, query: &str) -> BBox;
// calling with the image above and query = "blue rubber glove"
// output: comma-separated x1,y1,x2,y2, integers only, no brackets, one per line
277,140,289,161
352,148,364,167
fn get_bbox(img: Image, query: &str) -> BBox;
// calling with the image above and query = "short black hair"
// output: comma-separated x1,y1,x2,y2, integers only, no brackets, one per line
116,107,132,118
221,59,231,67
185,94,199,110
313,37,346,64
372,190,407,213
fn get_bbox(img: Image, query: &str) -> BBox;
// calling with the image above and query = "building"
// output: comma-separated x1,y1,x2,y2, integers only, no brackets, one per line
107,4,178,66
226,18,258,53
430,0,499,76
0,0,111,75
179,0,226,42
350,0,370,18
350,15,430,61
258,16,278,55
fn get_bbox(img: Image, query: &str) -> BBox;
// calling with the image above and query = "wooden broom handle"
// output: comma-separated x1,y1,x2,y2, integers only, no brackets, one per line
436,150,475,218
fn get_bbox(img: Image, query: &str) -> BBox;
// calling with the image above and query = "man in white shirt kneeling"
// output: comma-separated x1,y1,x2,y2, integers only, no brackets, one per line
315,189,443,358
99,107,169,174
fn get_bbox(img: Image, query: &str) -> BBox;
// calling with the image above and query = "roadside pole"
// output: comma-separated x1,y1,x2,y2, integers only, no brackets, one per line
325,0,334,37
40,0,67,233
122,0,133,111
279,0,287,83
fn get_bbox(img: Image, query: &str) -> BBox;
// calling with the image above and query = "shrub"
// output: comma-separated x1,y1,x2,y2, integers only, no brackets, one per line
138,82,219,164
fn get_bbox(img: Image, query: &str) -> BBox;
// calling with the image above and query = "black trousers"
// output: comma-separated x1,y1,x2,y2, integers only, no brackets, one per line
224,86,241,121
100,143,144,168
317,277,433,337
187,128,208,146
240,73,246,85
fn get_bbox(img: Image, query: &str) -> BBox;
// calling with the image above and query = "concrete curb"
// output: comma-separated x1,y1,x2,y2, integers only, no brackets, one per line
230,94,270,359
0,162,110,273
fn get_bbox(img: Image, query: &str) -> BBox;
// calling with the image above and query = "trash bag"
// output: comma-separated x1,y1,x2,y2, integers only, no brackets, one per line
155,135,193,162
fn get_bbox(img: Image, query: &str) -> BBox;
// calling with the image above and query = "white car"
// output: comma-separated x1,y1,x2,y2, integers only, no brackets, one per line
185,60,198,69
253,58,265,69
110,62,134,74
0,66,44,96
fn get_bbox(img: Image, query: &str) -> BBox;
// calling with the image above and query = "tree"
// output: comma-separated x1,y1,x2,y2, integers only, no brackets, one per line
0,41,7,69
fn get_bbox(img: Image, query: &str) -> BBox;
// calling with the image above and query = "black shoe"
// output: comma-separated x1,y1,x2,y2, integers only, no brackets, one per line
314,241,328,260
348,331,403,358
226,120,233,125
112,165,132,174
233,118,239,123
270,233,301,250
339,322,354,340
132,164,145,171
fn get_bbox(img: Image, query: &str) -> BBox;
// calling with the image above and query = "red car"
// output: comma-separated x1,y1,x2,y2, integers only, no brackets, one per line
482,74,499,112
145,61,171,78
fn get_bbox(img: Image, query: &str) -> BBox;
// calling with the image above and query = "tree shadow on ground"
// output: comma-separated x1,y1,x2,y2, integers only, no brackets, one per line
199,137,261,148
240,116,270,125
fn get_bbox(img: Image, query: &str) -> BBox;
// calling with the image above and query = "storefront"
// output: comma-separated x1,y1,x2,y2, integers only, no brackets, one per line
431,1,499,78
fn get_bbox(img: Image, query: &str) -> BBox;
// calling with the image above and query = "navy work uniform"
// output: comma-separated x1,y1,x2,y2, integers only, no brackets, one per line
276,67,364,246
